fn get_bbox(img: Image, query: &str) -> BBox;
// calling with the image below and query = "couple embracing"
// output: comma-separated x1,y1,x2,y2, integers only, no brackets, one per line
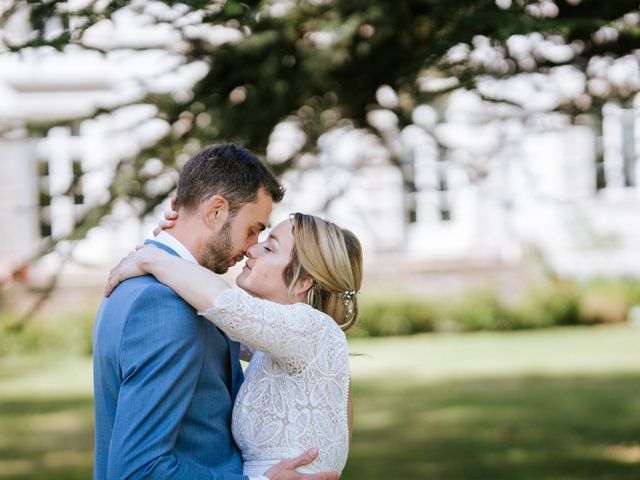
93,144,362,480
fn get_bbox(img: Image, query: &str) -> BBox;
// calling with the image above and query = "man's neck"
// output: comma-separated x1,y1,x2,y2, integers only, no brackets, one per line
164,219,202,263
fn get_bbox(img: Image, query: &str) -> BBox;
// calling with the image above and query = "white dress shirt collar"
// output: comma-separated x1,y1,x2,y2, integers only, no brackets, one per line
153,231,199,265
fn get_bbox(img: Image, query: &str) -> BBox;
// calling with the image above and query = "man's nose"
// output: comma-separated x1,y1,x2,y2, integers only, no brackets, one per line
244,235,260,253
246,242,258,259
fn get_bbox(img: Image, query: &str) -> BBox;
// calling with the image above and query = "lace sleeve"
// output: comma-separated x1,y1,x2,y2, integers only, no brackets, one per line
200,289,330,369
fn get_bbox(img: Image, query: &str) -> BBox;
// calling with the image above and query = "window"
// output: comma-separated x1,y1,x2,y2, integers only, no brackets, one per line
37,128,86,240
621,112,636,187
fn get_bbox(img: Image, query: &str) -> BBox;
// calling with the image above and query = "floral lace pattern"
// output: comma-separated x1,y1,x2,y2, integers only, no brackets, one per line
201,288,350,473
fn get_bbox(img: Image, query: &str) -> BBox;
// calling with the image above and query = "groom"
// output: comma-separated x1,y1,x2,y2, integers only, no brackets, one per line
93,144,337,480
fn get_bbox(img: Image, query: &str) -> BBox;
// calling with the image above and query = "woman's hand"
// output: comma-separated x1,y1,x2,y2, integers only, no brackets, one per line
104,245,162,297
152,196,178,236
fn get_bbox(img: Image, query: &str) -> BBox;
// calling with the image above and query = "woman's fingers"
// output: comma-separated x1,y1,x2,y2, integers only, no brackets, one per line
163,210,177,221
104,271,118,297
104,251,138,297
151,199,178,237
153,219,174,236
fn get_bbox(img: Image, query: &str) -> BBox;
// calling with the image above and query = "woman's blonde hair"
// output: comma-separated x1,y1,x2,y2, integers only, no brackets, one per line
282,213,363,331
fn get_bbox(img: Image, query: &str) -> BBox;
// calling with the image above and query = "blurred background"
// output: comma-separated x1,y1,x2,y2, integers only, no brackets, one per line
0,0,639,478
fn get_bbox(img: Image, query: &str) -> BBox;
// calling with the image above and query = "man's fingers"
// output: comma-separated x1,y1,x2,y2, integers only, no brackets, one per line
265,449,337,480
163,210,177,220
306,473,339,480
289,448,319,469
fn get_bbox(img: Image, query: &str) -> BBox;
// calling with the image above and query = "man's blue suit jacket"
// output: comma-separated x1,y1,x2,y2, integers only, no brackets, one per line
93,240,247,480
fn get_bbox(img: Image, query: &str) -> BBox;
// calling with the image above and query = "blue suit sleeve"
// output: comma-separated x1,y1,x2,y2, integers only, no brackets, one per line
107,283,247,480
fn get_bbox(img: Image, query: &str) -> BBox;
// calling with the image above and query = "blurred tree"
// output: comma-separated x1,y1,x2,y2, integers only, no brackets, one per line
1,0,640,252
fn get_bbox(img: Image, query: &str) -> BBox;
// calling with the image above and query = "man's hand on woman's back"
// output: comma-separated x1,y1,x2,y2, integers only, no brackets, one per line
265,448,339,480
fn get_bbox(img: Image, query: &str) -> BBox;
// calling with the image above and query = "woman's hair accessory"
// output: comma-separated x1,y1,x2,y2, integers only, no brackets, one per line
340,290,360,306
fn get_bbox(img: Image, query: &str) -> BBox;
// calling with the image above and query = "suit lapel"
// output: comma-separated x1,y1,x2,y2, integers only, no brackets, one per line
225,337,243,398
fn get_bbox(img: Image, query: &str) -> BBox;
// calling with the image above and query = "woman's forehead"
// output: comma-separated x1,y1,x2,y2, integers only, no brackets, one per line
272,220,294,237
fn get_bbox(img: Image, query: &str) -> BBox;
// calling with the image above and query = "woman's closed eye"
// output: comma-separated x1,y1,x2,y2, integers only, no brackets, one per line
263,245,272,252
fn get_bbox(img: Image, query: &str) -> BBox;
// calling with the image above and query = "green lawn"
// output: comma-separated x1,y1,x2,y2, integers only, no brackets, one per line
1,325,639,479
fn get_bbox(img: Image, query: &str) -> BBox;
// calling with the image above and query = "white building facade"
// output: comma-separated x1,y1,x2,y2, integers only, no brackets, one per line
1,59,640,290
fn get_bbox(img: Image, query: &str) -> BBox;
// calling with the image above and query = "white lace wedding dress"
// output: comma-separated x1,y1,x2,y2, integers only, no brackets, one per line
200,288,350,475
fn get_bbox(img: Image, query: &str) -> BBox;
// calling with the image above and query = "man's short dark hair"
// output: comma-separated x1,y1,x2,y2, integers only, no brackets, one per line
175,144,285,215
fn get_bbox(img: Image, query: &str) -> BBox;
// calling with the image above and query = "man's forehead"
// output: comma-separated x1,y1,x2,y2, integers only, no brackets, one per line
238,190,272,226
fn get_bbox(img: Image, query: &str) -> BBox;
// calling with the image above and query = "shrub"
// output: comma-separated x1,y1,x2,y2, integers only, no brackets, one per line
0,309,94,357
2,279,640,349
578,278,640,324
434,289,511,332
351,278,640,338
509,282,581,329
352,297,436,337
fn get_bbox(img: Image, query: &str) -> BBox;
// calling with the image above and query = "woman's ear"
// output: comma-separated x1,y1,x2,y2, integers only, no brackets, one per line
203,195,229,229
294,276,314,300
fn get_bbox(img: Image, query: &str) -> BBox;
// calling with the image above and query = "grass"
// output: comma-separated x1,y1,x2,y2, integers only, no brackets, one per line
0,324,639,479
0,357,93,479
346,375,640,479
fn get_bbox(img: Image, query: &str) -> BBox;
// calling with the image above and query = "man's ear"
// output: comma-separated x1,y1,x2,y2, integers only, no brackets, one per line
294,276,314,299
203,195,229,229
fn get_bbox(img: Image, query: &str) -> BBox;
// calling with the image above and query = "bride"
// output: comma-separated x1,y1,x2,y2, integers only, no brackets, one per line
105,212,362,477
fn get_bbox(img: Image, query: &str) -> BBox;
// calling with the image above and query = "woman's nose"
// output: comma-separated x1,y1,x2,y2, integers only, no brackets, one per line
246,242,259,259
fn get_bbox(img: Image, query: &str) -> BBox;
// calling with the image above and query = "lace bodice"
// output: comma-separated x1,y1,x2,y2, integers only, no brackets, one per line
200,288,350,474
